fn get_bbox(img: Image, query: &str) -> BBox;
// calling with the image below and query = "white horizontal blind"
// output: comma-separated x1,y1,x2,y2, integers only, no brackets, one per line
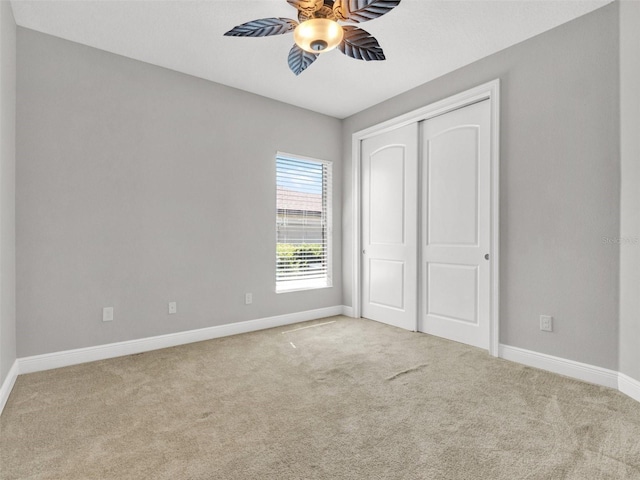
276,154,332,292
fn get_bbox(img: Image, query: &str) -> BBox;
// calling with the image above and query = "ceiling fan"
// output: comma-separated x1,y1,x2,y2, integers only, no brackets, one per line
224,0,401,75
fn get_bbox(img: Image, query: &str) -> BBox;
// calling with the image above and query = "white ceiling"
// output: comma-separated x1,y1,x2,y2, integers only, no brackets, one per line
10,0,612,118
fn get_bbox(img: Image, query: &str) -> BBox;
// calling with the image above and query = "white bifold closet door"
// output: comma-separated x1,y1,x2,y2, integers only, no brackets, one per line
361,99,491,350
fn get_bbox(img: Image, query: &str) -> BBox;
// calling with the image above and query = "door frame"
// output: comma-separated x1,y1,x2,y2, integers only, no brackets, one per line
351,79,501,357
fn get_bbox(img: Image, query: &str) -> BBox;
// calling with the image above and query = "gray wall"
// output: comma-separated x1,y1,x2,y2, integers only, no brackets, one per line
619,0,640,382
342,4,620,369
0,0,16,385
16,28,342,357
10,3,632,377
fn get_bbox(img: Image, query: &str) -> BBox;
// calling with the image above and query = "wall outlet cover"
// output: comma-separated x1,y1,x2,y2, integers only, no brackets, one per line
540,315,553,332
103,307,114,322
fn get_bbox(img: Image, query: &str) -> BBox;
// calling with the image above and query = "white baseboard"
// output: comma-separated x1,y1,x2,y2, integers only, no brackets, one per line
0,360,19,415
19,305,346,375
619,373,640,403
499,344,619,389
4,316,639,417
342,305,355,317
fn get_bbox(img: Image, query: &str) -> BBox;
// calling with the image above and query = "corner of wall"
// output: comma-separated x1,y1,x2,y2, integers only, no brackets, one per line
618,0,640,383
0,0,18,392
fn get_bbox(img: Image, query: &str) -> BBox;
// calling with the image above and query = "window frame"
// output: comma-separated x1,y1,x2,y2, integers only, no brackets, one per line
275,151,333,294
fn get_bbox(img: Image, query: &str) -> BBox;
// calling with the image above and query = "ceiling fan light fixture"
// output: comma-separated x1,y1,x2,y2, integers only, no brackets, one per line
293,18,344,53
224,0,401,75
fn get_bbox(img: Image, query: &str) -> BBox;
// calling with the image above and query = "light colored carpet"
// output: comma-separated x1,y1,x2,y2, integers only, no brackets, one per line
2,316,640,479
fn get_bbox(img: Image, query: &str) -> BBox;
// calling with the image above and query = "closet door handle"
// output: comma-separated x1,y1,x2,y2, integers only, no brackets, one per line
484,254,490,260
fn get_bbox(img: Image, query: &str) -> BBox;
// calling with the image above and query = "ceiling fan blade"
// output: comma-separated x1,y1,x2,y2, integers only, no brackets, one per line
338,25,385,61
224,18,298,37
334,0,400,23
288,45,319,75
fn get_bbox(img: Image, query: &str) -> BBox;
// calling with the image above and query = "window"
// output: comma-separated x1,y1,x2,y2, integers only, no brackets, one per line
276,153,332,292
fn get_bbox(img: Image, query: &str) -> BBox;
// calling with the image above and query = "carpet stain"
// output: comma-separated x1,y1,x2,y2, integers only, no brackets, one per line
386,363,428,381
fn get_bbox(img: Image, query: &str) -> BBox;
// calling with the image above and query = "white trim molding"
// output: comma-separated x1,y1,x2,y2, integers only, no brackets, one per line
499,344,619,389
0,360,19,414
18,306,346,375
342,305,355,317
1,306,350,416
619,374,640,403
3,316,640,417
351,79,501,356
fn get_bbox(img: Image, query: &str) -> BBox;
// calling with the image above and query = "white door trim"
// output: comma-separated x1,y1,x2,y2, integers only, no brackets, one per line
351,79,501,356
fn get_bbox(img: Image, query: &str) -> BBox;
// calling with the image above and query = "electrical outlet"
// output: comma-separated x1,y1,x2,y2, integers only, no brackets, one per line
168,302,177,314
540,315,553,332
103,307,114,322
245,293,252,305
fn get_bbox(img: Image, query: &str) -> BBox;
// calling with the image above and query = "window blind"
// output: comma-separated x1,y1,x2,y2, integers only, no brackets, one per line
276,154,332,292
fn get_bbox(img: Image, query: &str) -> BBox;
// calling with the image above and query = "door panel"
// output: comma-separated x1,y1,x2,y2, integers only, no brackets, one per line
369,259,405,310
361,124,418,331
427,127,479,246
369,147,405,245
420,100,491,349
427,263,478,324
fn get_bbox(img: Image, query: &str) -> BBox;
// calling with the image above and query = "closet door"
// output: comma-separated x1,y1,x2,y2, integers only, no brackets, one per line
419,100,491,349
361,124,418,331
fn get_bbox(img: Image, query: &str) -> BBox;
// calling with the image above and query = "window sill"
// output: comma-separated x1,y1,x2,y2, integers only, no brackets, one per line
276,281,332,294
